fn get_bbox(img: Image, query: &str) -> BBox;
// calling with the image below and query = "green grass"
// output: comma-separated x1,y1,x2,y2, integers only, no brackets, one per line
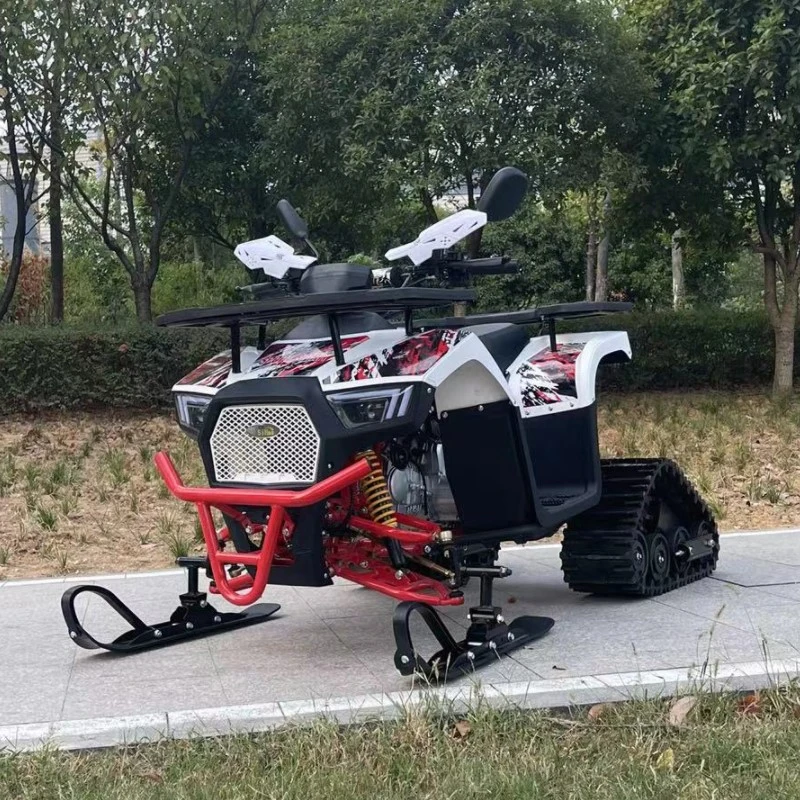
3,689,800,799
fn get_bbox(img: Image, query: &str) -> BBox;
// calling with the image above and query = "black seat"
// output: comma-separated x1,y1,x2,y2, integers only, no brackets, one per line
286,310,394,338
465,322,530,374
288,262,390,337
299,263,373,294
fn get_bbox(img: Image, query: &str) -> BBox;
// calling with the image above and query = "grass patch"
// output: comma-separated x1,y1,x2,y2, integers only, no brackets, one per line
3,689,800,798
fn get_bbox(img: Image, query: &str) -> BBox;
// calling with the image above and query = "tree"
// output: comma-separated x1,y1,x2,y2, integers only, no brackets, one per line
53,0,271,321
635,0,800,394
0,2,48,323
246,0,645,259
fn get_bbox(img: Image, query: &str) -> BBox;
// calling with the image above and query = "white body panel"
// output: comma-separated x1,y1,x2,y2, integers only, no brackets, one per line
385,209,486,266
173,327,631,420
234,235,317,279
506,331,631,418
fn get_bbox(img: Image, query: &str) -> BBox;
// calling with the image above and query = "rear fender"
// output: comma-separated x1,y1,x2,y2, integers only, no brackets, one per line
507,331,631,418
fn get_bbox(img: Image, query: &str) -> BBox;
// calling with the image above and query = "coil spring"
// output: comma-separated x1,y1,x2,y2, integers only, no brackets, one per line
356,449,397,527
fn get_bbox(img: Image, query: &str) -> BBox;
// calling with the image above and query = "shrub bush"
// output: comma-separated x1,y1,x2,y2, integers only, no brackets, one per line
0,310,787,412
0,325,233,411
561,309,776,391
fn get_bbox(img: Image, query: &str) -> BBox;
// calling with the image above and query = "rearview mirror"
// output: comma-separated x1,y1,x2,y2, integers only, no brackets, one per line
476,167,528,222
276,199,309,240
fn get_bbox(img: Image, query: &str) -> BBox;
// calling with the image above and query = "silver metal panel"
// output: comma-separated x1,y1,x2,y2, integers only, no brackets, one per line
210,404,320,485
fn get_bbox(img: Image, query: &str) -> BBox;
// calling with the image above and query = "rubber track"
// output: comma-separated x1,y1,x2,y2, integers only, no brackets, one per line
560,459,719,597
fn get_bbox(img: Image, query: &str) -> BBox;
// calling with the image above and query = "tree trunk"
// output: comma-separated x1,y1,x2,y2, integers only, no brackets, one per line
594,191,610,302
671,228,685,309
419,188,438,224
49,154,64,322
133,282,153,322
49,7,65,323
585,224,597,302
773,317,796,396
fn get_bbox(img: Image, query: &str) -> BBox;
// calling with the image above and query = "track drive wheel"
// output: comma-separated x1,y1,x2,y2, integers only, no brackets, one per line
560,459,719,598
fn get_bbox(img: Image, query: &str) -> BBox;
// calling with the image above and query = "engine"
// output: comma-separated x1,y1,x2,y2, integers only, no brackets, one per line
384,424,458,522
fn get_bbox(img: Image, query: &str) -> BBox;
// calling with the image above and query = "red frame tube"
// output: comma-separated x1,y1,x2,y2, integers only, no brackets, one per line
154,452,456,607
155,452,372,506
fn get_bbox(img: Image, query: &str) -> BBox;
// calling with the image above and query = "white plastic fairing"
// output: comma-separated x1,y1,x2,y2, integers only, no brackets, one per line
385,209,487,265
234,235,317,279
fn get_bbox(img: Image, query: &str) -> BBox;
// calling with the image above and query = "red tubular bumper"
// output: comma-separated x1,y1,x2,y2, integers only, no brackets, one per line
154,452,372,507
154,453,372,606
154,453,456,608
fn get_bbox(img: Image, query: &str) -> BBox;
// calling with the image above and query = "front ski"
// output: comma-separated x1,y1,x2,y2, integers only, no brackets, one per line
62,557,280,653
392,564,553,680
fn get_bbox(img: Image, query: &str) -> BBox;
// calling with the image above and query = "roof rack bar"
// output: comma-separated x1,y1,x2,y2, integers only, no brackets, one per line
230,323,241,373
327,313,345,365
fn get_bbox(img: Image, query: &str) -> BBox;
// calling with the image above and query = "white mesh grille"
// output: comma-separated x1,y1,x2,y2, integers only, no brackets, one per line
210,404,320,485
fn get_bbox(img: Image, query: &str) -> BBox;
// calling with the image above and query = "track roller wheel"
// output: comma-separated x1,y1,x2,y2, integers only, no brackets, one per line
560,459,718,598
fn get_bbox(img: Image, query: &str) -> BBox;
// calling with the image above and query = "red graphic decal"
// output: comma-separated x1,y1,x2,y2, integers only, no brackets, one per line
253,336,368,377
513,343,584,407
177,352,234,388
335,329,465,382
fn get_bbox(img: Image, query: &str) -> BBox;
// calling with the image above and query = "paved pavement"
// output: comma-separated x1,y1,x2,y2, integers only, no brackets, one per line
2,529,800,750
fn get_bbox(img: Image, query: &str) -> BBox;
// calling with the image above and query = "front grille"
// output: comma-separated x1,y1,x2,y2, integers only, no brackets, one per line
209,404,320,485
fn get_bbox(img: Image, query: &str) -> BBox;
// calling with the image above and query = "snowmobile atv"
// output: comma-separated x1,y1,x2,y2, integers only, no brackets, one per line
62,167,719,679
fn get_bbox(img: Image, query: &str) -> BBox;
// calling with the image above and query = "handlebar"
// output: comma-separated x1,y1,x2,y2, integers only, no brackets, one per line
456,257,518,275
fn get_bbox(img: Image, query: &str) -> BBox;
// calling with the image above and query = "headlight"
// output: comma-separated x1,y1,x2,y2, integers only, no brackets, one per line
174,393,212,438
327,386,414,428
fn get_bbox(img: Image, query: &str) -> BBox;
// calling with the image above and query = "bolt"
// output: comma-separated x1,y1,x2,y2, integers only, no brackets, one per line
442,412,448,419
466,651,475,661
636,551,643,561
153,629,163,639
488,641,497,650
424,545,432,554
69,630,77,640
400,655,410,665
186,622,194,630
658,554,666,564
213,615,222,624
395,570,405,580
478,405,484,411
496,614,505,623
323,572,329,580
200,600,208,608
508,632,515,641
245,525,253,535
426,387,432,394
327,463,333,469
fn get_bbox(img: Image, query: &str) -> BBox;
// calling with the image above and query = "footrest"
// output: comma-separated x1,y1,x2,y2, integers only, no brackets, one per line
61,584,280,653
393,601,553,681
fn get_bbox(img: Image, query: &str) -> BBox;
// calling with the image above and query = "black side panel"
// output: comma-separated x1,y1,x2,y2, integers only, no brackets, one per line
227,504,330,587
521,402,602,514
439,401,535,533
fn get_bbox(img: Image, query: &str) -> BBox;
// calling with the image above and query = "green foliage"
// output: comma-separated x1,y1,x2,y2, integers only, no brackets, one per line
0,326,232,411
476,201,586,311
563,310,778,391
151,262,246,317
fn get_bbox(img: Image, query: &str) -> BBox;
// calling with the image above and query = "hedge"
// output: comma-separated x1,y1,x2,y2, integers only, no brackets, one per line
560,309,778,392
0,311,788,412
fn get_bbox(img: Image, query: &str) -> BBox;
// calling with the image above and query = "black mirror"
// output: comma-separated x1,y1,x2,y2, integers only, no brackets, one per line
476,167,528,222
276,199,309,240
